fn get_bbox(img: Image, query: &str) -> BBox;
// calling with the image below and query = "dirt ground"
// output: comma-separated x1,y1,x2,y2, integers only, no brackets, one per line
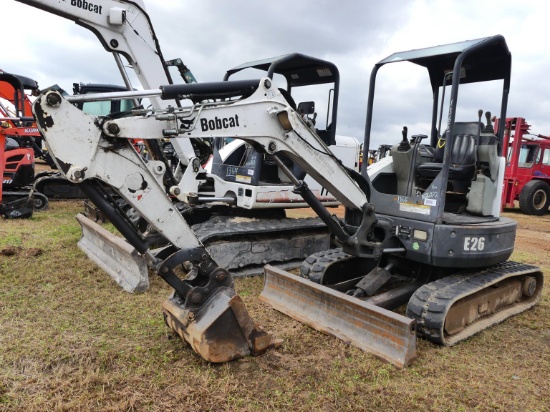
0,199,548,411
510,209,550,258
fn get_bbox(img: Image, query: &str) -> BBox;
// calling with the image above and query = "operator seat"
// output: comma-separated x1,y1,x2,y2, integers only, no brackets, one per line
416,122,479,193
4,137,20,151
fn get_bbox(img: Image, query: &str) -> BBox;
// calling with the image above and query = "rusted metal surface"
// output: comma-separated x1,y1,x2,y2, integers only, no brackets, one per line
441,271,544,346
260,265,417,368
83,200,106,223
445,277,523,336
76,213,149,292
255,189,337,204
163,288,280,363
408,261,544,346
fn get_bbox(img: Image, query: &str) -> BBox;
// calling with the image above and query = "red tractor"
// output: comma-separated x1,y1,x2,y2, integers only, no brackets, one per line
498,117,550,215
0,69,48,218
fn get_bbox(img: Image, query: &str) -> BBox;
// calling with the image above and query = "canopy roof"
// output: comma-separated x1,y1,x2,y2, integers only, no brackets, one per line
225,53,339,87
377,35,510,88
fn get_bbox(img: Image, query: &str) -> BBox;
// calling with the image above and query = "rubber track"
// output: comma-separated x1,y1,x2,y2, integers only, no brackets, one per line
193,216,328,243
192,217,331,276
406,260,542,345
299,247,354,283
34,176,84,199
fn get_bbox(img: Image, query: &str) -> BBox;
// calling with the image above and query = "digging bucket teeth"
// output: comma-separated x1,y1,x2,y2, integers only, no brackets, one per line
76,213,149,292
260,265,417,368
163,288,281,363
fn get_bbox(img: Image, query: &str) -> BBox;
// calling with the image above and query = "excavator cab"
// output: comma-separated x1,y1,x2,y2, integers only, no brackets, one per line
209,53,341,191
223,53,339,145
363,36,510,220
72,83,138,116
0,70,43,153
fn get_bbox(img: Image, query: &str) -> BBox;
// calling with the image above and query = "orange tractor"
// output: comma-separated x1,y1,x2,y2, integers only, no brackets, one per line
0,69,48,218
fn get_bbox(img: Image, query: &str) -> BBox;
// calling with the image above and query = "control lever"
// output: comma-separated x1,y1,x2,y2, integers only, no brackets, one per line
406,134,428,196
483,111,494,133
397,126,411,151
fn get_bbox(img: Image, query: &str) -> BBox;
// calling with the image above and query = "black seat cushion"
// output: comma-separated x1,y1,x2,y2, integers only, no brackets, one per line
417,134,476,180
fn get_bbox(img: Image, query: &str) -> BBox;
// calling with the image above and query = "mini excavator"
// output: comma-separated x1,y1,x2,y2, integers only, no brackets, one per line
31,35,543,367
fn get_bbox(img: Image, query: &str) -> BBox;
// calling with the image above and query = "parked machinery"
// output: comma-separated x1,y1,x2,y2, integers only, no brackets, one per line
0,69,48,218
498,117,550,215
18,0,360,286
32,35,543,367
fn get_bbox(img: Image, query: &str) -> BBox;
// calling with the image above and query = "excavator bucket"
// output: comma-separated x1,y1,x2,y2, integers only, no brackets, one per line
78,210,281,362
76,214,149,292
260,265,417,368
163,288,280,363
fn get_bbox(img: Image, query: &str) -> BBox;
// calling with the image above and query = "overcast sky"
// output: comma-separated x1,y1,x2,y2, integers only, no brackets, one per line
4,0,550,149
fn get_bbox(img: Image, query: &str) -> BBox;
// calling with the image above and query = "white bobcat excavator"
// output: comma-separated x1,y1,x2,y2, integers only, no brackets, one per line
17,0,360,288
32,35,543,367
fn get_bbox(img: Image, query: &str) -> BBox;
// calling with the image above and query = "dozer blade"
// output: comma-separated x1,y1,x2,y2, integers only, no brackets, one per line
76,213,149,292
260,265,417,368
163,288,281,363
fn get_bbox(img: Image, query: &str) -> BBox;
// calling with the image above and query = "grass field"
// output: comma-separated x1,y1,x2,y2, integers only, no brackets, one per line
1,200,548,411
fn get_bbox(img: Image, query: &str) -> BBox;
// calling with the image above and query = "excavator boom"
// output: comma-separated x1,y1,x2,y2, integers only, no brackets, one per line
32,75,410,364
18,0,359,285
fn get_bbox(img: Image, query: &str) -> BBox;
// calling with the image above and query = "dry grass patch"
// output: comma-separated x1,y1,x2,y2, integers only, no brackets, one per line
0,201,548,411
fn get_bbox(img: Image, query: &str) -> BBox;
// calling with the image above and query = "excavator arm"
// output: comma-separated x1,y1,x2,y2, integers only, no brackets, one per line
33,77,409,364
16,0,196,164
17,0,171,104
19,0,361,286
34,81,301,362
36,79,374,246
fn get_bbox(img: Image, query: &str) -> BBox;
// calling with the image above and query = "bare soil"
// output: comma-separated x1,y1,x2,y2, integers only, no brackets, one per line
0,201,548,411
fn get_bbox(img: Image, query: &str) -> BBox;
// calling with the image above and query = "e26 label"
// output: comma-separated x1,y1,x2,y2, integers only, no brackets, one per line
463,236,485,251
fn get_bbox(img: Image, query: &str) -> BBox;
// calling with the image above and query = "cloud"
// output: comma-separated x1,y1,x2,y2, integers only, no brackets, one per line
4,0,550,150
